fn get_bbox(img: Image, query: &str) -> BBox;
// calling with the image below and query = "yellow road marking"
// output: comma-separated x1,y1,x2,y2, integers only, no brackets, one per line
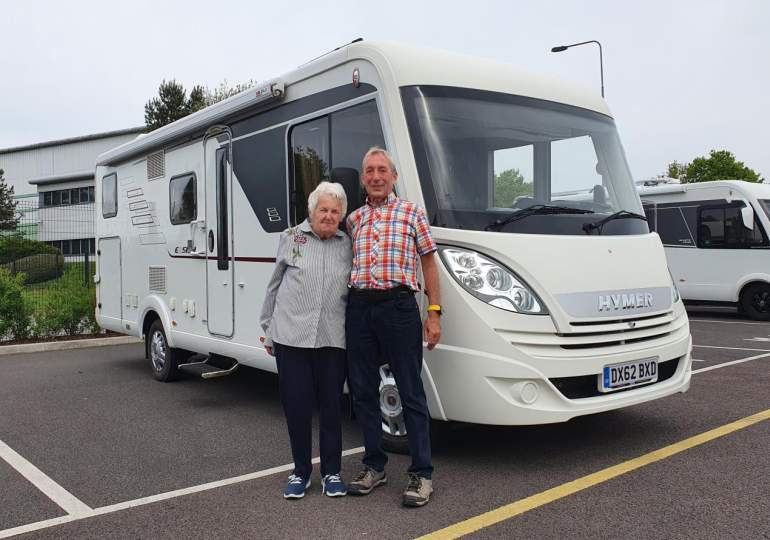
417,408,770,540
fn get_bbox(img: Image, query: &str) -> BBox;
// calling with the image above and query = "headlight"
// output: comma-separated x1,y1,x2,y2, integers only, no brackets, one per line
669,270,680,303
438,246,547,314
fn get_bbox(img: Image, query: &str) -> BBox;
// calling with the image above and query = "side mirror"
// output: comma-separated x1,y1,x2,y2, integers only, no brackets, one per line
741,203,755,230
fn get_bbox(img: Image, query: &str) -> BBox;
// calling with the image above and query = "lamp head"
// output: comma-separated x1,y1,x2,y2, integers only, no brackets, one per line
551,45,568,52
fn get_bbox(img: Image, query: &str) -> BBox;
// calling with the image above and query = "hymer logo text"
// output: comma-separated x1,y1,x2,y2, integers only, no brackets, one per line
598,292,654,312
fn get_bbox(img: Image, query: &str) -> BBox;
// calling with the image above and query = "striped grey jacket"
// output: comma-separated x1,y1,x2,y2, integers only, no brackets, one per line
260,219,352,349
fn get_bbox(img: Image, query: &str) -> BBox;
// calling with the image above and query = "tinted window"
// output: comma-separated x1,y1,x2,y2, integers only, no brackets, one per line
232,127,288,233
657,206,694,246
698,203,768,248
169,173,197,225
216,148,229,270
71,188,80,204
61,190,70,205
290,100,386,224
102,173,117,218
291,117,330,224
760,199,770,220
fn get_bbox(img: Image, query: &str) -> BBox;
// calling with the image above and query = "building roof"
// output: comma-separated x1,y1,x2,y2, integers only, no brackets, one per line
0,127,145,155
28,170,93,186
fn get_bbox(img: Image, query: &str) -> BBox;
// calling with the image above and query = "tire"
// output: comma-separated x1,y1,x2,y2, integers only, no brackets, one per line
146,319,185,382
740,283,770,321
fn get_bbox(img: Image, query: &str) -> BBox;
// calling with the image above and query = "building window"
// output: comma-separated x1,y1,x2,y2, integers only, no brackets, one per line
169,173,197,225
102,173,118,218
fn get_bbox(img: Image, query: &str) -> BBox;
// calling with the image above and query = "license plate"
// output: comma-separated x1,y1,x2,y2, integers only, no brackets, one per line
599,358,658,393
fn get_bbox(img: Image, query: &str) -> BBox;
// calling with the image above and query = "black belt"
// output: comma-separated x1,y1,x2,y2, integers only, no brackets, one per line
349,285,415,302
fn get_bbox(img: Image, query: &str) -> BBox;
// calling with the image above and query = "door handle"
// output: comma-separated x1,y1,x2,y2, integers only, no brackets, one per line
208,230,215,252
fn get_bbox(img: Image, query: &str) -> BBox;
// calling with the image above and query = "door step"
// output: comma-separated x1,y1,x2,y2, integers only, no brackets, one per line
178,354,239,379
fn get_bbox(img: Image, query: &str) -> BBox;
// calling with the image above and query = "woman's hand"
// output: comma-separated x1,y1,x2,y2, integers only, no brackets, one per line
265,346,275,356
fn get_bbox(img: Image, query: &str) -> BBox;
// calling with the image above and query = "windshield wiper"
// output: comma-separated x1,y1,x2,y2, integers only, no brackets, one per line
582,210,648,234
485,205,594,231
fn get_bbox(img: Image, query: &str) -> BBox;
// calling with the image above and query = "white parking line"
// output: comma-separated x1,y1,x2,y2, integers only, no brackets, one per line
693,345,770,352
0,440,91,517
691,359,705,362
689,319,770,326
0,446,364,539
693,352,770,374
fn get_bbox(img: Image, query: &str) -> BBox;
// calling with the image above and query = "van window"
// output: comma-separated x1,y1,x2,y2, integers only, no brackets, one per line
698,203,768,248
760,200,770,220
290,100,386,224
102,173,117,218
169,173,197,225
656,206,695,246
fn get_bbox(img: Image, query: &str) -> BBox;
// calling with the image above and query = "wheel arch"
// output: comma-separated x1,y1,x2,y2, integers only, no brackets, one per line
738,278,770,303
140,295,176,350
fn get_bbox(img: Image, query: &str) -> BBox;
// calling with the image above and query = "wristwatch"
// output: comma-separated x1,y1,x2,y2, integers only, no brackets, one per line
427,304,443,316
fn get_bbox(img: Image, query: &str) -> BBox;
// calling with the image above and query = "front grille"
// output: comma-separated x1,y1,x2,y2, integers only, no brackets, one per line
559,311,675,350
549,357,680,399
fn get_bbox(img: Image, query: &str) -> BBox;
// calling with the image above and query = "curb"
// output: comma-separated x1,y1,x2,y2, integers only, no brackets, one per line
0,336,143,356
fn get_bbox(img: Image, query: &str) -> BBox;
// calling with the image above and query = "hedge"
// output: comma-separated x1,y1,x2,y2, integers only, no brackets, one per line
0,234,59,265
1,252,64,284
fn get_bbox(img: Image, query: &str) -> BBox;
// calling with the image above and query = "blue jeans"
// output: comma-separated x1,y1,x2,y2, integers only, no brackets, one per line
346,290,433,479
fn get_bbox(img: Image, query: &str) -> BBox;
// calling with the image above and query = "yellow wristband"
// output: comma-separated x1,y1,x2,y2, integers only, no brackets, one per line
427,304,442,312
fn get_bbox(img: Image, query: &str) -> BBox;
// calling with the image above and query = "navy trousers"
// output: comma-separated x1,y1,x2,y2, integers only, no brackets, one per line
346,291,433,479
274,343,346,479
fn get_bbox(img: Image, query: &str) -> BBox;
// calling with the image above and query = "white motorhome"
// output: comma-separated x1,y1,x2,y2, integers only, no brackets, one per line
95,41,691,450
639,180,770,320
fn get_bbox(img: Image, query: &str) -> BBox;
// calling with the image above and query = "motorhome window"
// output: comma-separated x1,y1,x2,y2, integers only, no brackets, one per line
215,148,229,270
642,203,656,230
169,173,197,225
102,173,117,218
330,100,386,211
698,203,768,248
291,117,330,224
289,100,386,224
402,86,646,236
656,206,694,246
760,200,770,220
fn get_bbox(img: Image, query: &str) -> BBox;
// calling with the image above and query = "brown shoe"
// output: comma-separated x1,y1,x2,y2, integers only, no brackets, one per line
402,473,433,507
347,467,387,495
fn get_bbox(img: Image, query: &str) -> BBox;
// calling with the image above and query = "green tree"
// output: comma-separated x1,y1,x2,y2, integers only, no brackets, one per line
0,169,19,231
667,150,762,184
494,168,533,207
144,80,208,131
666,160,688,181
204,79,256,106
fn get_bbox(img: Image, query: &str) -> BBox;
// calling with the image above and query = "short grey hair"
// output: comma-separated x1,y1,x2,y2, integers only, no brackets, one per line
308,181,347,216
362,146,397,174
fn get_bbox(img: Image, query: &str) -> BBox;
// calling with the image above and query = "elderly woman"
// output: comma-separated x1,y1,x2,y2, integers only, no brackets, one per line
260,181,352,499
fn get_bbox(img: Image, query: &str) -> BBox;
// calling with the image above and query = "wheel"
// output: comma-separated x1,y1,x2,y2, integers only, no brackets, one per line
147,319,184,381
379,364,410,454
740,283,770,321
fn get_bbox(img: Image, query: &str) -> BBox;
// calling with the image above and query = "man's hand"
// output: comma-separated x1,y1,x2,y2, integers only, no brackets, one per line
265,346,274,356
424,312,441,350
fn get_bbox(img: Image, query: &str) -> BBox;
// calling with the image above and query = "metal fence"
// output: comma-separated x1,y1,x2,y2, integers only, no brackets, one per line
1,198,96,339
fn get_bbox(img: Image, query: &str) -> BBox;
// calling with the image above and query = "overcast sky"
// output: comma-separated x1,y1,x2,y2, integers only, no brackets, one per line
2,0,768,183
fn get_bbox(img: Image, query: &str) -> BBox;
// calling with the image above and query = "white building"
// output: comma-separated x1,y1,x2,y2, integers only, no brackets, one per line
0,128,143,254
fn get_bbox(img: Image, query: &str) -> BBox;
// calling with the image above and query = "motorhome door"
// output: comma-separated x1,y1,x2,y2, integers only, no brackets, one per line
204,130,235,337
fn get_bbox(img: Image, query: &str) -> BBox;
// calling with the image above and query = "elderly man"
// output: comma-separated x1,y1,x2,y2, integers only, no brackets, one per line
346,146,441,507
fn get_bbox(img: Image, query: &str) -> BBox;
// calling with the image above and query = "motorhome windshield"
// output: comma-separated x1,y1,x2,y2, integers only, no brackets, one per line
402,86,647,235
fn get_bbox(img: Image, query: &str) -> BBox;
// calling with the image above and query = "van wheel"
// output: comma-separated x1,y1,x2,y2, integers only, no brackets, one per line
740,283,770,321
147,320,183,381
379,364,410,454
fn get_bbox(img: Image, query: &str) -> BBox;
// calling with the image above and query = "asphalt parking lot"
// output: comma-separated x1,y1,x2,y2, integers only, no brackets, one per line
1,311,768,539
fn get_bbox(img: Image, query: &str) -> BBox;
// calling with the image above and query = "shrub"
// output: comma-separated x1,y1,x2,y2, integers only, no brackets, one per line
0,234,59,265
1,253,64,284
0,267,31,340
34,270,97,337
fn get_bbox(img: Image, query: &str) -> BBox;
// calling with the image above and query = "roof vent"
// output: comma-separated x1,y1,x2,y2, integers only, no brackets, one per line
147,151,165,180
149,266,167,293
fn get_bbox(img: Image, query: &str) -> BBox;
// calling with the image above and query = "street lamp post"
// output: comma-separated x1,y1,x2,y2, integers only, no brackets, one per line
551,40,604,98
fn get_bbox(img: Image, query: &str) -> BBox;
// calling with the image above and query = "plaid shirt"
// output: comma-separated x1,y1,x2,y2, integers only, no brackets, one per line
347,193,437,291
